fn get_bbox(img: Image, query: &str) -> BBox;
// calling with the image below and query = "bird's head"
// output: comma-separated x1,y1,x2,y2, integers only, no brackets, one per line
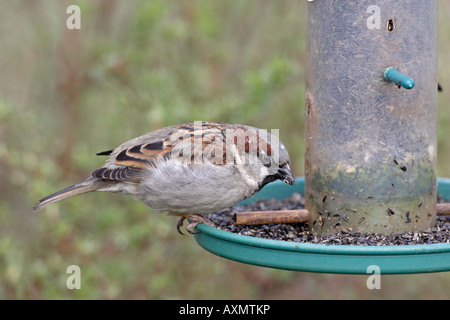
228,126,295,190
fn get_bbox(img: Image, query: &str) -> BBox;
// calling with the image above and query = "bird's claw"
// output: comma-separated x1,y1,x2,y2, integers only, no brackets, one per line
176,215,215,235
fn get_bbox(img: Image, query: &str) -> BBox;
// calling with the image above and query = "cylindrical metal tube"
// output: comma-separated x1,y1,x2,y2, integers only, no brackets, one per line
305,1,438,236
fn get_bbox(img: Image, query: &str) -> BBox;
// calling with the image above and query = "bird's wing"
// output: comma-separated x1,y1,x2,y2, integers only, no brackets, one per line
92,140,173,184
92,122,231,184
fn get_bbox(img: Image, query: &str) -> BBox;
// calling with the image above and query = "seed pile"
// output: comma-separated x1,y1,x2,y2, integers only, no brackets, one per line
206,193,450,246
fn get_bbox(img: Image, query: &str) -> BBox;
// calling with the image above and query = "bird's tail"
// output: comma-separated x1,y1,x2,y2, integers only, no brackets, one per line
33,181,98,212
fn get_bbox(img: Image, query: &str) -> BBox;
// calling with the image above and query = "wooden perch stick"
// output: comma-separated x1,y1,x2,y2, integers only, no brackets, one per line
234,204,450,226
436,203,450,216
234,210,308,225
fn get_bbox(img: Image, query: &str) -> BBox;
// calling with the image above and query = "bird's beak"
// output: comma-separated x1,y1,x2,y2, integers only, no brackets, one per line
278,163,295,185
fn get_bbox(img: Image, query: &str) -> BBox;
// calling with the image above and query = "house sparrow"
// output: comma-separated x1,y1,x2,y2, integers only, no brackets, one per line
33,121,295,234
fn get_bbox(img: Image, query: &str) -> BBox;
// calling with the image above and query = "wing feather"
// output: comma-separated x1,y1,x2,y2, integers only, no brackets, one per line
92,122,241,184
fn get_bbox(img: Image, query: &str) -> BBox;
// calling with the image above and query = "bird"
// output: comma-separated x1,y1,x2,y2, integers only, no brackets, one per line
33,121,295,234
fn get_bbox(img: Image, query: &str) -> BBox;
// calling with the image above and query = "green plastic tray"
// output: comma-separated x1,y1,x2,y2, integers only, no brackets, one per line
193,177,450,274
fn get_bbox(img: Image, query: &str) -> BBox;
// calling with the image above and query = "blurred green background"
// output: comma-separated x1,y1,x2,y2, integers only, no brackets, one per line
1,0,450,299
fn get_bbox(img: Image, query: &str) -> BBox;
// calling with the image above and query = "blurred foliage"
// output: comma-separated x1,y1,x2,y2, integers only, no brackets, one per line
0,0,449,299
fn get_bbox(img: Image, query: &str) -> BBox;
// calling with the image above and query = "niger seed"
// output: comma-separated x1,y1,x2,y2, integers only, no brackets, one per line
207,193,450,246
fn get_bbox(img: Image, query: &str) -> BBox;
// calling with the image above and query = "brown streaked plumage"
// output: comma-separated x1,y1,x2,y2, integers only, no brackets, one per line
33,121,294,234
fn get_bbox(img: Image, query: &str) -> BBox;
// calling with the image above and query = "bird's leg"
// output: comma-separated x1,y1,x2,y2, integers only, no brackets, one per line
176,214,215,235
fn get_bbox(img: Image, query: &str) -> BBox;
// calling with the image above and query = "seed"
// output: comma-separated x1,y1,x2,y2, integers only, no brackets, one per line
209,192,450,246
405,211,411,223
318,217,324,227
400,166,407,171
387,208,395,215
322,195,327,203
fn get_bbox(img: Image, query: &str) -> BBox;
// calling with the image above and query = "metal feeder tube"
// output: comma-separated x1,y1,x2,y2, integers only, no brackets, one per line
305,1,438,235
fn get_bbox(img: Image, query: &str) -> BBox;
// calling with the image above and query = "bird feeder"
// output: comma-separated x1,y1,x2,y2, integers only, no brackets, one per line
192,0,450,274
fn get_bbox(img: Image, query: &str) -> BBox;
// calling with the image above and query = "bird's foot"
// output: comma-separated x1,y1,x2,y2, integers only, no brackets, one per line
176,214,215,235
